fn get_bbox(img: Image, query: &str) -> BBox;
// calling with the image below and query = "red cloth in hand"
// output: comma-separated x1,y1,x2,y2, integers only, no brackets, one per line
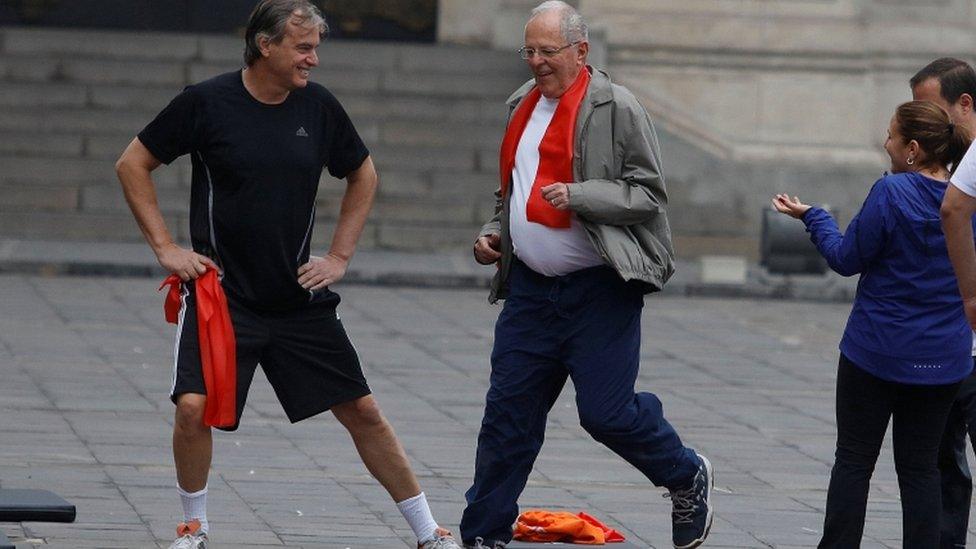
514,509,626,544
160,268,237,428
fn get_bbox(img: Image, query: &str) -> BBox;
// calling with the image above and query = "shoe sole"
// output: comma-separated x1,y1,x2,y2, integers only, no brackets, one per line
674,454,713,549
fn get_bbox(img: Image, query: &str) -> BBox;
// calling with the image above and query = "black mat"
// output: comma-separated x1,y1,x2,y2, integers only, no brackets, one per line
0,489,76,522
508,542,642,548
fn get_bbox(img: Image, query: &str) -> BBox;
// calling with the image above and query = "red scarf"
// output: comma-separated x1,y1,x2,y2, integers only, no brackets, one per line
499,67,590,229
160,268,237,428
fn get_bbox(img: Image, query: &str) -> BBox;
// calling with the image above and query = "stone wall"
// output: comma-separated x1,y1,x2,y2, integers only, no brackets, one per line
438,0,976,258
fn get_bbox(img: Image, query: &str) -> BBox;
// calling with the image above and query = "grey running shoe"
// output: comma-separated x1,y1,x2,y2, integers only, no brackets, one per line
168,520,208,549
464,537,506,549
419,527,463,549
666,453,714,549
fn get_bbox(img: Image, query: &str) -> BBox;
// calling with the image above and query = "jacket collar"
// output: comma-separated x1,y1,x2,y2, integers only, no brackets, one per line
506,66,613,110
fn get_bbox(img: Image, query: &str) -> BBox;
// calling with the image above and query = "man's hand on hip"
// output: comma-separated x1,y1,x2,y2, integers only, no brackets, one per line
298,254,348,290
156,242,218,281
474,234,502,265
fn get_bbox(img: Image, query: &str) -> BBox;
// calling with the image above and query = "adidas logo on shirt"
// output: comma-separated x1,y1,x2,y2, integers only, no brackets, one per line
296,126,308,137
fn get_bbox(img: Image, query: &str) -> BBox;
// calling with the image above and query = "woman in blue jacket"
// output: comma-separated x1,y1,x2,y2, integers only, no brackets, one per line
773,100,973,548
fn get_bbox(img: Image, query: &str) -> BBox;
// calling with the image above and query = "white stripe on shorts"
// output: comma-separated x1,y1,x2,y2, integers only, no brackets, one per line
170,284,190,397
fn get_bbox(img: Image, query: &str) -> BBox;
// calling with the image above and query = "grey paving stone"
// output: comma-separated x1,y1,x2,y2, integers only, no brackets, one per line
1,276,975,546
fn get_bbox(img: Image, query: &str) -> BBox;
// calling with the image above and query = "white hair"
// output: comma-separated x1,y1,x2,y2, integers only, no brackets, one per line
529,1,588,43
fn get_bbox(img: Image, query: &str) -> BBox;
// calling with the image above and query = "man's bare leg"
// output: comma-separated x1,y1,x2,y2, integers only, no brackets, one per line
332,394,420,500
172,393,212,539
332,395,457,546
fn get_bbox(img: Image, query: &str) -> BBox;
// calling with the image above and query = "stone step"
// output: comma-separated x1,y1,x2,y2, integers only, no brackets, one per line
375,222,480,250
0,27,519,73
0,155,185,187
0,133,493,180
0,54,526,99
0,80,509,126
0,27,201,61
0,209,185,242
0,102,506,138
0,201,480,251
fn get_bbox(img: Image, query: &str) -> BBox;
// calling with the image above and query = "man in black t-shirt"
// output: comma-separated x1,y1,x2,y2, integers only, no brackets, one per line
115,2,461,548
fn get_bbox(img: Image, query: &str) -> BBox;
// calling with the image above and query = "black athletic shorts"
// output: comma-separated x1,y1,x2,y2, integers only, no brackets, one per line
170,284,371,431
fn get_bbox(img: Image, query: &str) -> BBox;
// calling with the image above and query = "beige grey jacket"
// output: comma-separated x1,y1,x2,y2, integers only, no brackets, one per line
480,67,675,303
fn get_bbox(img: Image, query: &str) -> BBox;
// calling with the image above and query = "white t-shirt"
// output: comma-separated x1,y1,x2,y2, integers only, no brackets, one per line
948,141,976,356
509,97,603,277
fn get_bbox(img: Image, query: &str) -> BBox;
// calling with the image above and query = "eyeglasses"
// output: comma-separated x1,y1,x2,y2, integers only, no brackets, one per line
518,41,580,59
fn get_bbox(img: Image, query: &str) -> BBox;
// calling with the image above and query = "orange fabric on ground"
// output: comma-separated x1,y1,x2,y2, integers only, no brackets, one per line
160,268,237,428
513,510,626,544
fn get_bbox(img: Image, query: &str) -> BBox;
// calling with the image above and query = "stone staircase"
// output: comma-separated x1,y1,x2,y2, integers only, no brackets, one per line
0,27,528,252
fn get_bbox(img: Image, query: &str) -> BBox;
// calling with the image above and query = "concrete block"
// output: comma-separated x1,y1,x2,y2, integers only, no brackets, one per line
372,198,477,224
758,72,873,146
186,62,237,84
0,55,61,81
0,211,171,241
0,132,84,157
335,94,502,124
309,68,381,93
380,119,503,147
700,255,748,284
368,144,476,172
437,0,498,46
396,44,516,74
373,171,430,197
316,40,399,70
308,220,377,250
430,171,497,198
0,107,148,134
85,134,139,160
673,235,759,261
61,59,186,86
0,156,114,185
381,70,525,99
0,82,87,107
0,184,79,211
80,185,186,215
198,36,245,64
376,223,477,250
2,28,200,60
88,84,181,111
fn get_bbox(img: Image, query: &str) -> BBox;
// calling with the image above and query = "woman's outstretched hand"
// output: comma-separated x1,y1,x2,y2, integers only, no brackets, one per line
771,194,812,219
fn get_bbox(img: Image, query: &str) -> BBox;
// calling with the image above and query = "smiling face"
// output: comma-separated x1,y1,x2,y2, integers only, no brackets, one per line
523,10,587,99
262,14,320,91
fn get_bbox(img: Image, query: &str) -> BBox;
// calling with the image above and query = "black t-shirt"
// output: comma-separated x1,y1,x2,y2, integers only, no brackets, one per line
139,70,369,311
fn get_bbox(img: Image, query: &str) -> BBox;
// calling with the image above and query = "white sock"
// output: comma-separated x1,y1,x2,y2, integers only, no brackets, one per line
177,484,209,535
396,492,438,543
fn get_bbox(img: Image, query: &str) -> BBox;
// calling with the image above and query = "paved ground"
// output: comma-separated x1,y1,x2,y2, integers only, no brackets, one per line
0,274,972,548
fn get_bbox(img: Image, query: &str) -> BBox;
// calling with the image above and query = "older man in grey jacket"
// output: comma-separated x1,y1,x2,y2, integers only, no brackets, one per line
462,3,712,549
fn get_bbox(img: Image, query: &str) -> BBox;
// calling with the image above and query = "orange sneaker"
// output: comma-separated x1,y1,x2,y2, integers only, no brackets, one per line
168,519,208,548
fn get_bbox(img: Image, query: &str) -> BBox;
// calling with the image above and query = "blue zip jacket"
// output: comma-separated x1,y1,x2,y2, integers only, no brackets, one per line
802,171,973,385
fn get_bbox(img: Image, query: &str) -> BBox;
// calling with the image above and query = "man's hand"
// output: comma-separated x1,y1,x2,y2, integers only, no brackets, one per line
474,234,502,265
156,242,217,281
540,183,570,210
298,253,348,290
